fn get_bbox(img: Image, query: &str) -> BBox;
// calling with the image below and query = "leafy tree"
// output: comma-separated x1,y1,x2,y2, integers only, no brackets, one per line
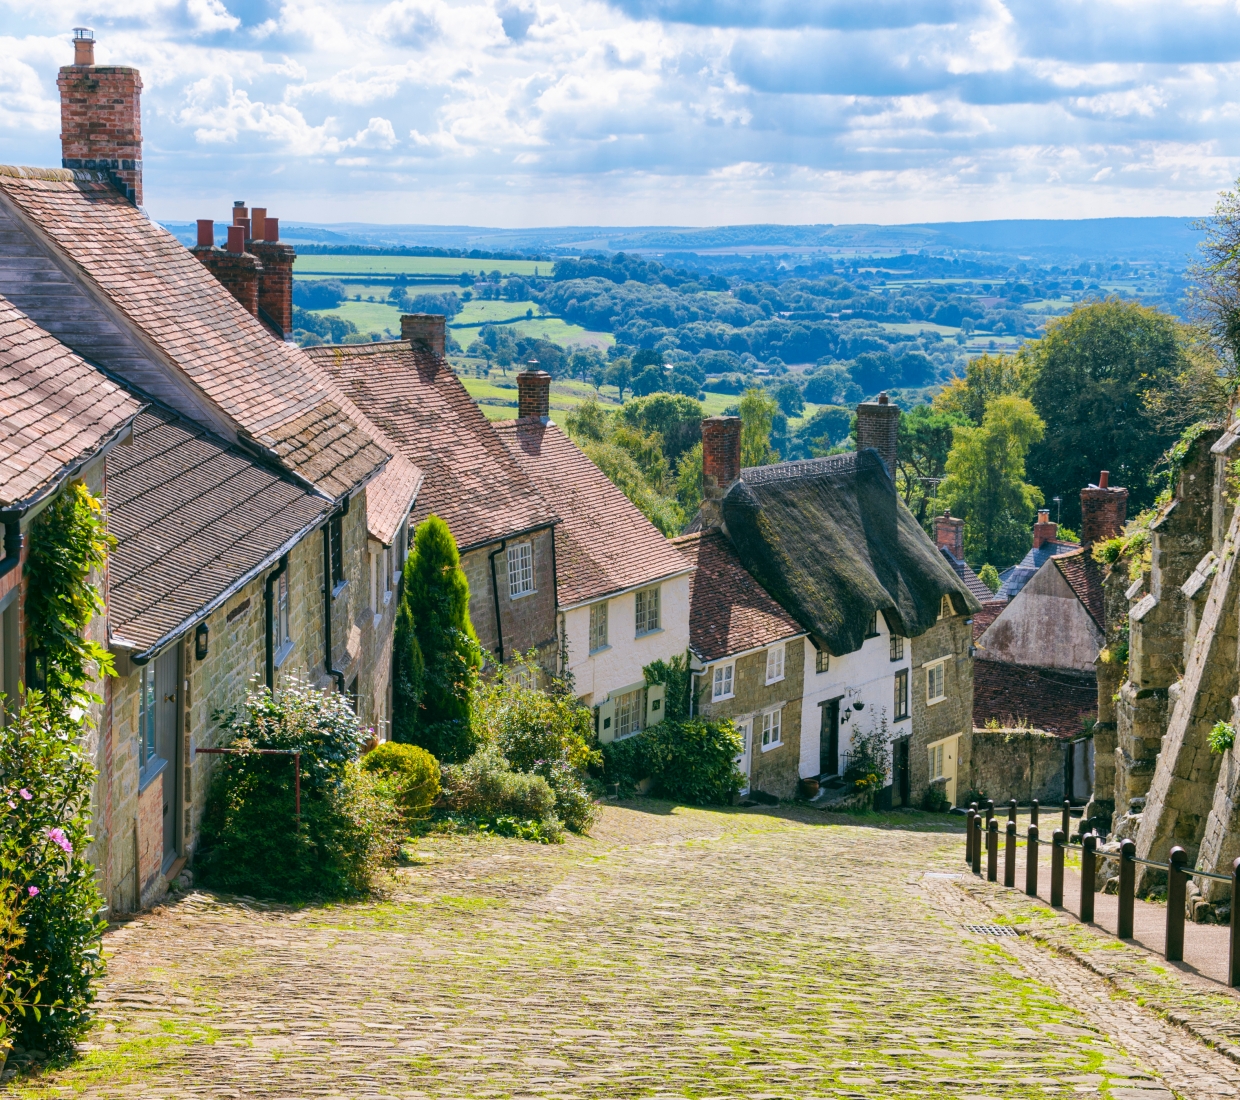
630,364,666,397
1189,178,1240,403
674,442,704,516
619,393,703,469
579,440,684,535
391,585,424,745
933,353,1025,425
739,387,779,466
605,358,632,401
939,395,1046,570
895,405,969,527
977,563,1001,594
804,363,862,406
400,516,482,763
772,380,805,417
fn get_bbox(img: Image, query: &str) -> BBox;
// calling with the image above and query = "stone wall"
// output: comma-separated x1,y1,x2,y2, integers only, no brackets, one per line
1083,565,1129,830
968,728,1065,806
909,614,974,807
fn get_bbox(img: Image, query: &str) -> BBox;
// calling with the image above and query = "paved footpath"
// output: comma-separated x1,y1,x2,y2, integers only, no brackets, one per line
5,802,1240,1099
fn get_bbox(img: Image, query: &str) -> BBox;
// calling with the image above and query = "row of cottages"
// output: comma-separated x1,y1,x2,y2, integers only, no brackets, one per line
0,32,421,911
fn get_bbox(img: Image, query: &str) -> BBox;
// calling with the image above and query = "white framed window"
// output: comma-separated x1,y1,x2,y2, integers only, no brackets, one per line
277,570,291,648
511,664,535,690
370,550,379,611
926,659,947,705
765,644,785,685
929,742,944,780
939,594,954,619
712,662,734,700
507,542,534,599
589,601,609,653
635,585,660,636
614,687,644,739
384,546,393,602
138,664,156,770
761,707,782,750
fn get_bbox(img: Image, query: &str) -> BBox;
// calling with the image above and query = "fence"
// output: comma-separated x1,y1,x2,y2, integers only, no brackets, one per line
964,797,1240,987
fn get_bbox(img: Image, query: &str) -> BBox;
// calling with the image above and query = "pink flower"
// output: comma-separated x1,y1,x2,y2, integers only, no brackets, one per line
19,789,32,800
47,827,72,854
6,801,13,809
27,886,38,897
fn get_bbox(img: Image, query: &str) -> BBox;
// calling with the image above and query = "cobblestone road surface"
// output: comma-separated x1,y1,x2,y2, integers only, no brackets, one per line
5,803,1238,1098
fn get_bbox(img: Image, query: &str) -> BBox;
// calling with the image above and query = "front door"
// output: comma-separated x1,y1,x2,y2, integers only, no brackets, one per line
735,718,752,795
154,647,179,870
819,698,841,776
892,737,910,806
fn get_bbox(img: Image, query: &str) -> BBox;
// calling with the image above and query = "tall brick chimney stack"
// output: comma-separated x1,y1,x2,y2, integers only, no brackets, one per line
58,29,143,205
855,392,899,480
1080,470,1128,547
699,415,742,530
517,369,552,421
248,206,296,338
934,511,964,560
192,214,261,318
1032,508,1059,549
401,314,446,357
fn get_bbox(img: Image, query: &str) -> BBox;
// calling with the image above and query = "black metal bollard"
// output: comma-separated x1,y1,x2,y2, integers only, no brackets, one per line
1081,833,1096,923
1062,800,1071,839
972,814,983,876
1008,798,1017,824
1166,847,1187,963
1005,821,1017,887
1230,859,1240,988
1031,799,1039,828
1051,828,1065,907
1026,823,1039,897
1118,839,1136,939
987,818,998,882
986,799,995,826
966,806,976,864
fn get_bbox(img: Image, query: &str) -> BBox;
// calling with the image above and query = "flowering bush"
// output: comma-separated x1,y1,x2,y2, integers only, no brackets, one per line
0,691,107,1060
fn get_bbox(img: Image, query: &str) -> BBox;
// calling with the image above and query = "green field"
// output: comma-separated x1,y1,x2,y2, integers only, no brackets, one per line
311,300,403,335
453,300,539,327
293,255,548,277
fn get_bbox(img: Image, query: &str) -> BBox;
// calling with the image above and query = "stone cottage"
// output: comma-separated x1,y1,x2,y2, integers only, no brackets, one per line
0,30,421,911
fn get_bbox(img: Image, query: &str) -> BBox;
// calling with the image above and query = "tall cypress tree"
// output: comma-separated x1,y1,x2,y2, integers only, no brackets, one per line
396,516,481,763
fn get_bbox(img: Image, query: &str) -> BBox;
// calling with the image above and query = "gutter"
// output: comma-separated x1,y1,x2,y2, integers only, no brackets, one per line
455,518,558,556
488,539,507,664
264,553,289,690
321,516,346,693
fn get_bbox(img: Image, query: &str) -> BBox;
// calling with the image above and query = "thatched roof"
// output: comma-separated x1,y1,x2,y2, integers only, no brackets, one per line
721,448,981,657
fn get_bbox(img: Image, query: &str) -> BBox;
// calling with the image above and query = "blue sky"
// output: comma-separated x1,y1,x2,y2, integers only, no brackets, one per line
2,0,1239,225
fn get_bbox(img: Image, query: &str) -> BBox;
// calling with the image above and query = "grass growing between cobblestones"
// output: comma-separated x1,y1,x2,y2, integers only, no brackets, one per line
1,803,1196,1098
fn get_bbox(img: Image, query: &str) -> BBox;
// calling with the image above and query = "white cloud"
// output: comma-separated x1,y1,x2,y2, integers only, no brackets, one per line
187,0,241,34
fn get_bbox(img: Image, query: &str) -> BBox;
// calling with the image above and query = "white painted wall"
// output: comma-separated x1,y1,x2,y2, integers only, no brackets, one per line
564,572,692,706
798,614,913,780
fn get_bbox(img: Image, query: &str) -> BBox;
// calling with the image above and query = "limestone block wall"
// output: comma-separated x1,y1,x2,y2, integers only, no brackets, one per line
1084,565,1129,829
968,728,1065,806
910,615,974,807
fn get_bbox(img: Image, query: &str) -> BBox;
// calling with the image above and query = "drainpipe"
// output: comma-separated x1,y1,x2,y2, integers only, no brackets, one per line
264,553,288,691
488,539,507,665
322,523,346,693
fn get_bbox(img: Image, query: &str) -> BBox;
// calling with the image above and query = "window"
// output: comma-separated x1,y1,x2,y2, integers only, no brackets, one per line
894,668,909,720
511,664,535,690
329,515,345,590
890,633,904,661
712,662,734,700
929,742,945,780
507,542,534,599
939,594,954,619
765,644,785,685
815,646,830,674
370,551,379,611
761,707,782,750
277,569,291,648
384,547,393,601
865,611,879,637
614,687,644,739
138,665,156,769
589,601,609,652
926,659,947,704
635,585,660,636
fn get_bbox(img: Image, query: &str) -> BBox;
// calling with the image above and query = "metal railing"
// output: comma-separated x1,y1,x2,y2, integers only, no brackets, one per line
964,798,1240,987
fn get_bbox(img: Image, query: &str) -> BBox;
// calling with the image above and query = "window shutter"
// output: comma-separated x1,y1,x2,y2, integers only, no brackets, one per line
646,682,666,727
597,698,616,744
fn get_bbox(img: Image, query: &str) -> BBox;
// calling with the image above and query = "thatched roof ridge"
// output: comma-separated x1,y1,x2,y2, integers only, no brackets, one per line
721,447,981,656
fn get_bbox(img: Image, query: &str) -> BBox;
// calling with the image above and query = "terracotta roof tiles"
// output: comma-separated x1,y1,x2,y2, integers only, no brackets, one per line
1053,548,1105,629
972,657,1097,738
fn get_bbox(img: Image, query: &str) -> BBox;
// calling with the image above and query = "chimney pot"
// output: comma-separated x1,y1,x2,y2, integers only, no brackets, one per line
1098,470,1109,489
401,313,446,357
196,219,214,248
854,395,900,480
1032,509,1059,550
250,207,267,241
226,225,245,254
878,391,889,405
263,216,279,242
517,370,552,421
236,218,251,241
934,511,965,560
1080,473,1128,547
72,27,95,66
233,204,249,224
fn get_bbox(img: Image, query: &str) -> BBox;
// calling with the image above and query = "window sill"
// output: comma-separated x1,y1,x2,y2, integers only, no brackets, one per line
331,579,348,599
273,639,294,669
373,612,383,630
760,740,782,753
588,644,611,656
927,696,947,707
712,692,734,703
894,713,910,723
383,590,393,607
139,756,167,792
509,589,536,601
764,675,784,687
635,627,663,640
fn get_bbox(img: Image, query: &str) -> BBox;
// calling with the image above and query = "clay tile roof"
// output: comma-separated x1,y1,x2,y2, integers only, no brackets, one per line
971,599,1008,643
1053,548,1105,629
972,657,1097,738
671,531,803,661
305,342,555,550
107,406,330,654
939,547,994,604
0,294,142,508
492,419,693,607
0,168,404,505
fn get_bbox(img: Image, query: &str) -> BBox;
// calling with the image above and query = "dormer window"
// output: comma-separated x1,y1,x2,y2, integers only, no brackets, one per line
939,594,954,619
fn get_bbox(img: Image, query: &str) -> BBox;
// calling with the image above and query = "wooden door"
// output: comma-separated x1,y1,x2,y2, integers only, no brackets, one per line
819,698,841,776
154,648,179,869
893,737,910,806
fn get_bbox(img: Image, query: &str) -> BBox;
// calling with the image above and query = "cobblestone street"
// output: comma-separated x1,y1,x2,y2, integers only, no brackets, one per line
6,803,1240,1099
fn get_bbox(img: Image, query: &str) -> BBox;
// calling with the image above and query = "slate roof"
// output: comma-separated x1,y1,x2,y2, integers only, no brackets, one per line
972,658,1097,738
997,537,1081,600
0,294,141,509
1052,548,1105,629
939,547,994,604
0,166,419,530
671,530,804,662
493,419,693,607
720,449,981,657
107,406,330,654
306,342,555,550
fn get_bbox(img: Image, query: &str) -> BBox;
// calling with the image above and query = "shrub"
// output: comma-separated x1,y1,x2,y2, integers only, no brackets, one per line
603,718,743,805
0,691,107,1059
845,707,892,789
196,678,399,901
1210,721,1236,755
361,742,440,820
441,747,562,841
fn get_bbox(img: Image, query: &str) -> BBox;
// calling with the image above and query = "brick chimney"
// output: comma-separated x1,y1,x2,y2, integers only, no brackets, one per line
58,29,143,205
517,370,551,421
249,209,295,338
192,218,261,317
1080,470,1128,547
855,392,899,480
1032,508,1058,549
934,511,964,560
699,415,742,530
401,314,446,357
